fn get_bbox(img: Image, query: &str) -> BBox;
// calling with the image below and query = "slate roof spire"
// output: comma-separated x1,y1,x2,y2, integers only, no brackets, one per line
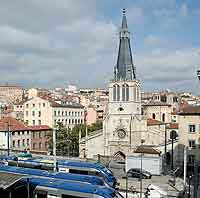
114,9,136,81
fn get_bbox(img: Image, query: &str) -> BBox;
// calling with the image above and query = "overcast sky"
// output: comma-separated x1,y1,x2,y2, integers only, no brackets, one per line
0,0,200,93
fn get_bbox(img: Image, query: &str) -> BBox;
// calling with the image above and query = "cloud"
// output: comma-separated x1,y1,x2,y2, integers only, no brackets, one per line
180,3,188,17
136,47,200,91
144,35,162,46
0,0,199,94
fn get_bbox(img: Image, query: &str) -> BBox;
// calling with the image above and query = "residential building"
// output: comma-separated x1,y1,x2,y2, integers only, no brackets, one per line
142,101,172,123
0,117,52,154
0,117,31,151
30,125,52,154
0,85,23,104
177,106,200,167
24,96,84,128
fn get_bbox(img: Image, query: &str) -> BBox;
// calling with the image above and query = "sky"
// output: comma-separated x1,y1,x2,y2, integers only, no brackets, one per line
0,0,200,93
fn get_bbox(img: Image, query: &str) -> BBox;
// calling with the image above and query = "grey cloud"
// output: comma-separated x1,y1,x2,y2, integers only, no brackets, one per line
0,0,199,94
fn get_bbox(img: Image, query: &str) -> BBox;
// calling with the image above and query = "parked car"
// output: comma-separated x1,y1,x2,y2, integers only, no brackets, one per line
127,168,152,179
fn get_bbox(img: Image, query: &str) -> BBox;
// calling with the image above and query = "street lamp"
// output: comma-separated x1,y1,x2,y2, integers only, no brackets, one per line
53,126,57,172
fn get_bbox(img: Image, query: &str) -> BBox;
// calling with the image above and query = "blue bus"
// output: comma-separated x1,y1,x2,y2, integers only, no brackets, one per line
27,177,123,198
0,164,107,187
7,157,117,187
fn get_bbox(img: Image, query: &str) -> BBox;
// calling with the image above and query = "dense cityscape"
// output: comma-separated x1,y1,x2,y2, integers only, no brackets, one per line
0,1,200,198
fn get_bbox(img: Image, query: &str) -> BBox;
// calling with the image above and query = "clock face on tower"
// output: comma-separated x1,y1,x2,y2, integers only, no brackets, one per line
117,129,126,139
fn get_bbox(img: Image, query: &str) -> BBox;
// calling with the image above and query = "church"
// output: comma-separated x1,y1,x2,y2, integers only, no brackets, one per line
79,9,166,160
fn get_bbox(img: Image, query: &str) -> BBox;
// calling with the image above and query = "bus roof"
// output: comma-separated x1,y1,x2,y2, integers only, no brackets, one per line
29,177,115,197
14,158,107,170
59,160,106,169
0,165,104,186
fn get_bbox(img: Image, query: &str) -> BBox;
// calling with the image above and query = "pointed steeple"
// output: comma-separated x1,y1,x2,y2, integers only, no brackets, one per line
122,8,128,29
114,9,136,81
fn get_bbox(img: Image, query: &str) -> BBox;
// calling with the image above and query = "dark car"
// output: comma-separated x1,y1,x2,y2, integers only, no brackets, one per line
127,168,152,179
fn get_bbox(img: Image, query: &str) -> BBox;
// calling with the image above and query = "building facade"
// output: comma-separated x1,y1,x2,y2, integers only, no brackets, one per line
143,102,172,123
24,96,84,128
30,125,52,154
177,106,200,167
0,85,23,104
0,117,52,154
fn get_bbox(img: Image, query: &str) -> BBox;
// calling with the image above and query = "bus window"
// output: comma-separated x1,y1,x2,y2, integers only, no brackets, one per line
62,194,83,198
88,171,97,176
68,169,88,175
35,191,47,198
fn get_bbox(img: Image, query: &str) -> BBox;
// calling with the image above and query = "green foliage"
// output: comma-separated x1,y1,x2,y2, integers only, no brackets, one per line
87,120,103,134
47,121,103,157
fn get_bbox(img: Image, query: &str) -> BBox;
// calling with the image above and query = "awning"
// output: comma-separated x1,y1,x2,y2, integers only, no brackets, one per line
0,172,25,190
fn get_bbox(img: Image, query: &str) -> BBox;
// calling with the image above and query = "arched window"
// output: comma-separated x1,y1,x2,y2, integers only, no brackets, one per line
122,85,125,101
133,86,136,101
152,113,156,119
136,86,140,102
116,85,120,101
125,84,129,101
113,85,117,101
162,113,165,122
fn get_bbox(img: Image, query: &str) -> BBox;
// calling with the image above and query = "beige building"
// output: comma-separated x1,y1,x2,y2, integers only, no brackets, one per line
143,101,172,123
177,106,200,166
0,85,23,104
24,96,84,128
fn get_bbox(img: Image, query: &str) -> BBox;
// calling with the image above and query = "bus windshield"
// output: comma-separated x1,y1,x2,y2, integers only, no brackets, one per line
102,167,113,176
112,191,124,198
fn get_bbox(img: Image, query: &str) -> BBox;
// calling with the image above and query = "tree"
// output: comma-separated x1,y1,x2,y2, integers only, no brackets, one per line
47,121,103,157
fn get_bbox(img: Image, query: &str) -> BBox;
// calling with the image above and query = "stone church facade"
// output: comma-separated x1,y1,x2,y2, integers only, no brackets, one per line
79,9,165,160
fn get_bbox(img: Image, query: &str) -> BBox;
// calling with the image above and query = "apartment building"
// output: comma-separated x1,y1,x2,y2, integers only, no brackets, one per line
30,125,52,154
177,106,200,166
0,85,23,104
24,96,84,128
0,117,52,154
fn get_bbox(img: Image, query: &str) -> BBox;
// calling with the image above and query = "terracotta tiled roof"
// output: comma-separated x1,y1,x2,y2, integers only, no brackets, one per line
147,118,164,126
39,96,84,109
29,125,52,131
0,117,28,132
166,123,179,129
0,117,52,132
143,101,171,107
179,105,200,115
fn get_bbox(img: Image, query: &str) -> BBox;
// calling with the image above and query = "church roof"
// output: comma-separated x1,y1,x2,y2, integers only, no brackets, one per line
147,118,164,126
114,9,136,81
143,101,171,107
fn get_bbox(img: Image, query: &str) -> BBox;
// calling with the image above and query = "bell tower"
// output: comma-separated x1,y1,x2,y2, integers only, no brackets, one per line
108,8,141,116
103,9,143,156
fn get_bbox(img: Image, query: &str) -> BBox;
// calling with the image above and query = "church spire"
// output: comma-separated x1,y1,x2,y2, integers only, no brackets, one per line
114,9,136,81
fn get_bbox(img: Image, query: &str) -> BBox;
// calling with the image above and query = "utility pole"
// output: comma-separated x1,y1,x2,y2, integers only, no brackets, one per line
7,121,10,156
164,124,167,174
53,127,57,172
193,160,199,198
183,146,187,186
